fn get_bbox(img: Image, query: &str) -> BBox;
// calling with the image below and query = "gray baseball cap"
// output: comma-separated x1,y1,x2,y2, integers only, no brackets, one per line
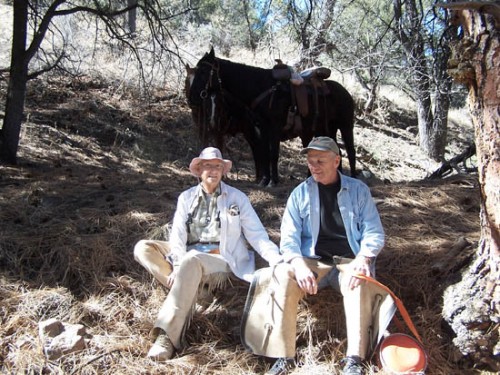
300,136,340,155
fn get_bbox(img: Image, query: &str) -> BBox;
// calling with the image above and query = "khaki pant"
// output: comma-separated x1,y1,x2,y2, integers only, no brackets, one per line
134,240,173,288
241,258,396,359
134,240,231,349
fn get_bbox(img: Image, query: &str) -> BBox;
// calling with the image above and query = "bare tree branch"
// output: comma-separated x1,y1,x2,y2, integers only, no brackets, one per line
26,0,66,63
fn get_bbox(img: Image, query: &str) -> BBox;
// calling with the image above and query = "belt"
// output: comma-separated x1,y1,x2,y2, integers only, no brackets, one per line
199,242,220,255
188,242,220,255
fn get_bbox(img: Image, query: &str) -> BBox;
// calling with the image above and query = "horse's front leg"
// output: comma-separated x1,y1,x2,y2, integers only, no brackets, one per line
244,119,265,184
257,141,271,188
247,141,263,184
258,158,271,187
268,133,281,187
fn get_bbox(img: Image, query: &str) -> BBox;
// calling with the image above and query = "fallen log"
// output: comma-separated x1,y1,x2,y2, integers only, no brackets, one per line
427,143,476,179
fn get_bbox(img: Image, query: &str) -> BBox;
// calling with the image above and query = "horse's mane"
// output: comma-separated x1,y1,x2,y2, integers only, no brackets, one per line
198,53,274,102
215,57,269,76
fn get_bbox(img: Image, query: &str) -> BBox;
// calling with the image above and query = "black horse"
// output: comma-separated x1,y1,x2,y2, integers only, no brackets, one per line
187,48,356,186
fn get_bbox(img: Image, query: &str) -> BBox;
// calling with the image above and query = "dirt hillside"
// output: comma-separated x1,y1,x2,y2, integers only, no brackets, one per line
0,74,486,374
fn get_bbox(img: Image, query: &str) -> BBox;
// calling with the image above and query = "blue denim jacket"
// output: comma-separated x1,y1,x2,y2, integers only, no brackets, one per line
280,173,384,262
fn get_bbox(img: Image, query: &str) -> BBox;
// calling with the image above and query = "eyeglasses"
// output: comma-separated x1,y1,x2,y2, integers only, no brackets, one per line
201,163,224,171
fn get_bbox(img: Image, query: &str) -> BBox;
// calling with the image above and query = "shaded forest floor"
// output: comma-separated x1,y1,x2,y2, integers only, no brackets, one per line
0,74,489,374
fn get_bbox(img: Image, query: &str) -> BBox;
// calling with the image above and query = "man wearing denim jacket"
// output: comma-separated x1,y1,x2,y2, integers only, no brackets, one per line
254,137,384,375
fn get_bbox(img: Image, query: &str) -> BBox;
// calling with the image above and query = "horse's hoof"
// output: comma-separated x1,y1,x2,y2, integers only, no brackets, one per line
267,180,278,188
258,178,270,187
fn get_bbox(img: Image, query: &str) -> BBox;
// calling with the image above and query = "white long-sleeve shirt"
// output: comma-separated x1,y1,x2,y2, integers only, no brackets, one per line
169,181,282,282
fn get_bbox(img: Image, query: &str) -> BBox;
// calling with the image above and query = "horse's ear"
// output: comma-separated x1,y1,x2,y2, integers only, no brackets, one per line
209,47,215,58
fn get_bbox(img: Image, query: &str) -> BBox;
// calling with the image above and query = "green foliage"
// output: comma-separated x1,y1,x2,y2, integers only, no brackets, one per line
326,0,401,76
162,0,275,53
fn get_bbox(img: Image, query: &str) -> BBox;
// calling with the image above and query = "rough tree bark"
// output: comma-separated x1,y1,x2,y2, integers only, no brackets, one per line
1,1,30,164
439,1,499,371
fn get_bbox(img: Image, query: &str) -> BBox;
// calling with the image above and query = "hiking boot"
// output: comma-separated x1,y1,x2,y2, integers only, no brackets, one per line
147,330,175,361
341,356,364,375
265,357,294,375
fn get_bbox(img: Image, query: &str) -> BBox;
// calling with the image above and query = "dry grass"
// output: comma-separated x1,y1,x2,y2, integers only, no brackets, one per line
0,72,489,375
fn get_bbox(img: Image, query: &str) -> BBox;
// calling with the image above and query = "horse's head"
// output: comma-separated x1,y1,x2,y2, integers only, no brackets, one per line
184,64,197,106
188,48,220,107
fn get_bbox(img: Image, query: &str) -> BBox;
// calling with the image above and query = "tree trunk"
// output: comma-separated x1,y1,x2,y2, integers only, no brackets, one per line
364,78,378,115
440,2,500,371
413,58,449,161
0,1,29,165
393,0,450,161
127,0,137,36
431,28,455,161
413,69,434,156
430,79,451,161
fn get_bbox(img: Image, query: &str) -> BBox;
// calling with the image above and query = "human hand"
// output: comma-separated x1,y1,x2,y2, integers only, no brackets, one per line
291,258,318,295
165,269,177,289
345,256,373,290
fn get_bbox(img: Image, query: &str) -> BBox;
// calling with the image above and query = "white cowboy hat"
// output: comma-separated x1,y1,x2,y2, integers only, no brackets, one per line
189,147,232,177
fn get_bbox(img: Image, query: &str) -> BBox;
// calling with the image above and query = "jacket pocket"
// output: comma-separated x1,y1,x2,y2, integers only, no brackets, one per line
226,210,241,237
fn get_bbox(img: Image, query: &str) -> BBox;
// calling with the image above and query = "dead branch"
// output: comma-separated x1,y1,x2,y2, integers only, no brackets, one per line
69,349,121,375
427,143,476,179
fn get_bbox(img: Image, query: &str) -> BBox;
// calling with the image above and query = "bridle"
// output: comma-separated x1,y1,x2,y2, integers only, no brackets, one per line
188,60,227,140
197,60,222,102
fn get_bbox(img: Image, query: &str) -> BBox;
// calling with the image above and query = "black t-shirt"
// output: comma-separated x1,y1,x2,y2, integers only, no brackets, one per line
315,181,353,263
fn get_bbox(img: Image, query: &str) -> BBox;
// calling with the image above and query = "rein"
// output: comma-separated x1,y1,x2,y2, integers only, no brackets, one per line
190,61,224,135
198,60,222,101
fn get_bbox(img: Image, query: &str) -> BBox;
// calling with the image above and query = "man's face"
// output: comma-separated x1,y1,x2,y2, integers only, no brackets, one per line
306,149,340,185
200,160,224,187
